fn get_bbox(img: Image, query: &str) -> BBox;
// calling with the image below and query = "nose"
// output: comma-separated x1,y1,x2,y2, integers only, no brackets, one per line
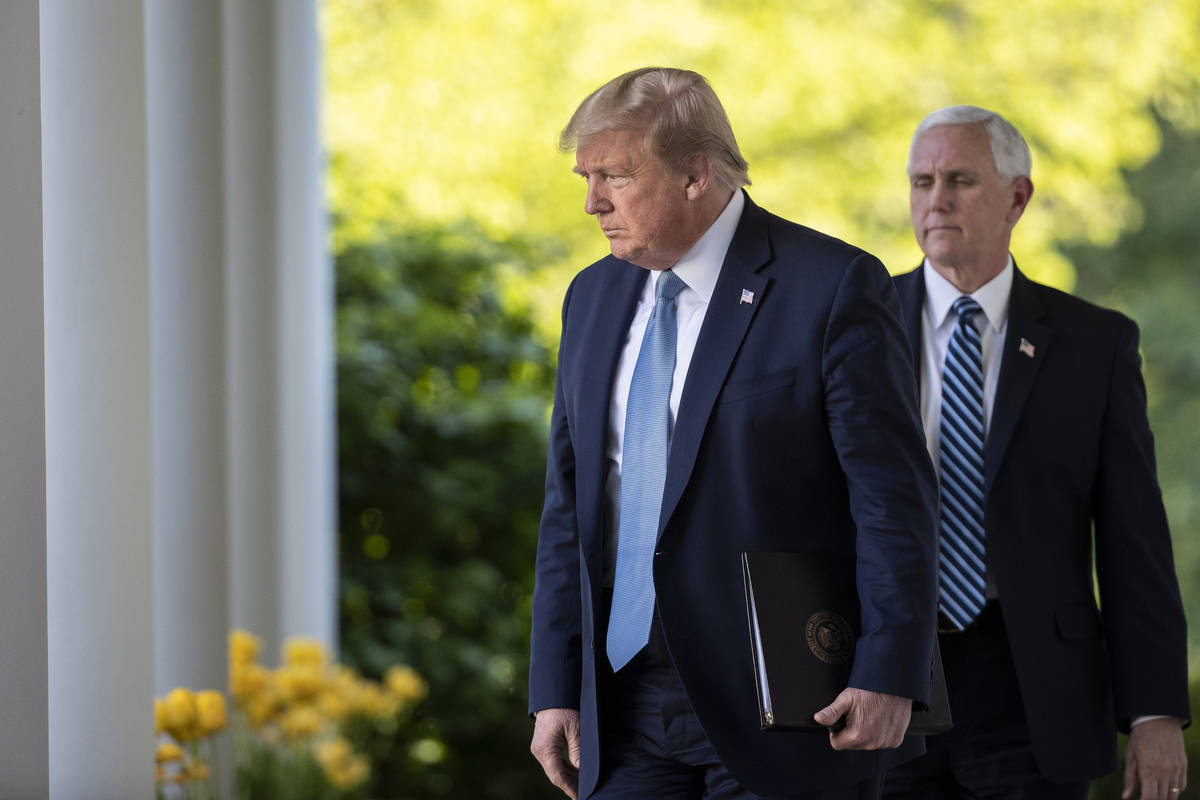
929,178,953,211
584,177,612,216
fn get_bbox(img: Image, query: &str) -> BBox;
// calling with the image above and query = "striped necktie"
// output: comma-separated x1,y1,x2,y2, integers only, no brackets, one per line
938,296,987,630
607,269,686,671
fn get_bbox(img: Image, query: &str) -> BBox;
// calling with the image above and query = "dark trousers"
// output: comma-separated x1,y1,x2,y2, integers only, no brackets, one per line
592,612,882,800
882,602,1088,800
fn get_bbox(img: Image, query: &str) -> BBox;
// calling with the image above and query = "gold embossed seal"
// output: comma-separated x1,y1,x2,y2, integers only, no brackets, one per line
805,611,855,665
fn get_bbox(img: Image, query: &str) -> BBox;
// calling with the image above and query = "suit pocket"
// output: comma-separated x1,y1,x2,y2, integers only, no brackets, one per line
718,368,795,404
1055,601,1102,640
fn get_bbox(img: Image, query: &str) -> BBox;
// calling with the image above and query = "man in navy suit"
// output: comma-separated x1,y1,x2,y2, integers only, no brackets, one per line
883,106,1189,800
528,67,939,799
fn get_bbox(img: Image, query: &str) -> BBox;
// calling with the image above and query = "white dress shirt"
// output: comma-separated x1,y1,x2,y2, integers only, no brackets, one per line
919,257,1013,461
602,190,745,584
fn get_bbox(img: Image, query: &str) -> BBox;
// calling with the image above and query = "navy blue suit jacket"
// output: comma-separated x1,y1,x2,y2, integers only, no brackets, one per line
529,194,940,797
895,263,1189,781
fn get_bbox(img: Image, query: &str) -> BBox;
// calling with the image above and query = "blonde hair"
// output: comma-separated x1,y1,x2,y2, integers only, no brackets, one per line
560,67,750,190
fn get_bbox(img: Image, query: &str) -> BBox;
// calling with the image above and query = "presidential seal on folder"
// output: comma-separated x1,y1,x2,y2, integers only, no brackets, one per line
742,550,951,735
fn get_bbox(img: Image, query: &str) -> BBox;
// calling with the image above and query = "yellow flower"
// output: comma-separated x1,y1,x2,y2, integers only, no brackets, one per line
315,738,370,791
346,679,399,719
159,688,199,743
276,664,326,704
231,662,269,705
155,742,184,763
317,686,350,722
246,685,282,730
314,736,353,768
283,637,327,669
229,629,262,666
184,762,211,782
385,665,429,704
195,690,227,735
279,705,323,740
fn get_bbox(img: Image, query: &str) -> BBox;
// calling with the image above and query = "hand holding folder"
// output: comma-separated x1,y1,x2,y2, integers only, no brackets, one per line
742,551,951,735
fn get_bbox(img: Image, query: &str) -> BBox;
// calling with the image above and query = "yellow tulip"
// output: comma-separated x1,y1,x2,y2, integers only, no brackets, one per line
229,629,262,666
324,753,370,790
246,690,282,730
155,742,184,763
231,662,269,705
317,687,350,722
184,762,210,782
276,664,326,704
314,736,353,768
159,688,199,743
283,637,327,669
385,665,429,704
279,705,323,740
195,690,227,735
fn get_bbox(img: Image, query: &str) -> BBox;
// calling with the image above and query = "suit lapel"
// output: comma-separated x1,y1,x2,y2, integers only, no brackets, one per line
575,259,647,561
984,265,1050,496
895,266,925,384
657,194,772,540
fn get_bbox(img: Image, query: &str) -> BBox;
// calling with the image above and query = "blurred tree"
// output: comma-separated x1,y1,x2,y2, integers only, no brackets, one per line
324,0,1200,316
335,227,559,798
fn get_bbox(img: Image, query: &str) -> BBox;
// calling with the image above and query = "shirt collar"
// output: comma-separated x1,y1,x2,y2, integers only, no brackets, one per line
922,255,1013,334
654,189,744,302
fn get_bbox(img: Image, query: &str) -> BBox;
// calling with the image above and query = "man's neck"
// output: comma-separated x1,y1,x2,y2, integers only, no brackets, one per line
928,254,1008,295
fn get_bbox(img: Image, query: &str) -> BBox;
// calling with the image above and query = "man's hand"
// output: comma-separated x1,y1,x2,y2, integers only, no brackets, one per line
1123,717,1187,800
531,707,582,799
813,687,912,751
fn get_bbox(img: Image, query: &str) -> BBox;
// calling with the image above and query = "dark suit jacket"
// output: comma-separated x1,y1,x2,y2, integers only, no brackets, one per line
895,263,1190,781
529,194,940,798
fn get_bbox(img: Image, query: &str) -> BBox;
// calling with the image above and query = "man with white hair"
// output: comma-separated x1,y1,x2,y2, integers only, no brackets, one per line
883,105,1189,800
528,67,940,799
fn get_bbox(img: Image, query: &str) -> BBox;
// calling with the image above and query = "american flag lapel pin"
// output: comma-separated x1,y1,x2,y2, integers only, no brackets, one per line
1019,338,1036,358
740,288,755,305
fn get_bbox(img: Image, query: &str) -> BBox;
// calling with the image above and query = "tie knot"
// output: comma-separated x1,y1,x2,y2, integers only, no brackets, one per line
656,270,687,303
952,296,982,324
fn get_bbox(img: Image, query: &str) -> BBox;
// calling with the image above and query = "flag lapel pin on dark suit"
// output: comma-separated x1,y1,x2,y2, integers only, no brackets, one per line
1019,337,1036,358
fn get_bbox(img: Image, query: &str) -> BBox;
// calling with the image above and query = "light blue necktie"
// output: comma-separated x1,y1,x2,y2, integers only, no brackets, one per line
607,269,687,672
938,296,987,630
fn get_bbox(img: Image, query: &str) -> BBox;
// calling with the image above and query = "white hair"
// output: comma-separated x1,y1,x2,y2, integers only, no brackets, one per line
908,105,1031,181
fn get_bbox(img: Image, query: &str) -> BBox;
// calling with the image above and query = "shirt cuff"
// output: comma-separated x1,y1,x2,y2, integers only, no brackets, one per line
1131,714,1168,727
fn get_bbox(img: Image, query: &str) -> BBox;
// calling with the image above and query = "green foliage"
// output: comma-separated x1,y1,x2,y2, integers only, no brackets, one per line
323,0,1200,323
335,226,560,798
1062,116,1200,652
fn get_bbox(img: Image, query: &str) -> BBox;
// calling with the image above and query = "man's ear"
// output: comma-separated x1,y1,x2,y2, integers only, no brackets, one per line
683,154,712,200
1008,176,1034,225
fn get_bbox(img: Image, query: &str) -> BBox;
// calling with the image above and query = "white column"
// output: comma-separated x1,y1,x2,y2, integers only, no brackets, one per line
275,0,337,650
0,1,49,795
41,0,155,795
225,0,335,659
148,0,230,697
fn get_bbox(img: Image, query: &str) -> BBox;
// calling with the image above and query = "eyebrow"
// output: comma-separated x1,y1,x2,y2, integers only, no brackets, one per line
910,168,980,181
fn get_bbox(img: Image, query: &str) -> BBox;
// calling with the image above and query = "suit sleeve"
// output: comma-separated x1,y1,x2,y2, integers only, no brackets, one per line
1092,318,1190,729
527,279,584,715
822,253,940,703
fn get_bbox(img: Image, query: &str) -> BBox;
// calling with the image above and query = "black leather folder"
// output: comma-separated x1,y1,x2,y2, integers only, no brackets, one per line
742,550,952,734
